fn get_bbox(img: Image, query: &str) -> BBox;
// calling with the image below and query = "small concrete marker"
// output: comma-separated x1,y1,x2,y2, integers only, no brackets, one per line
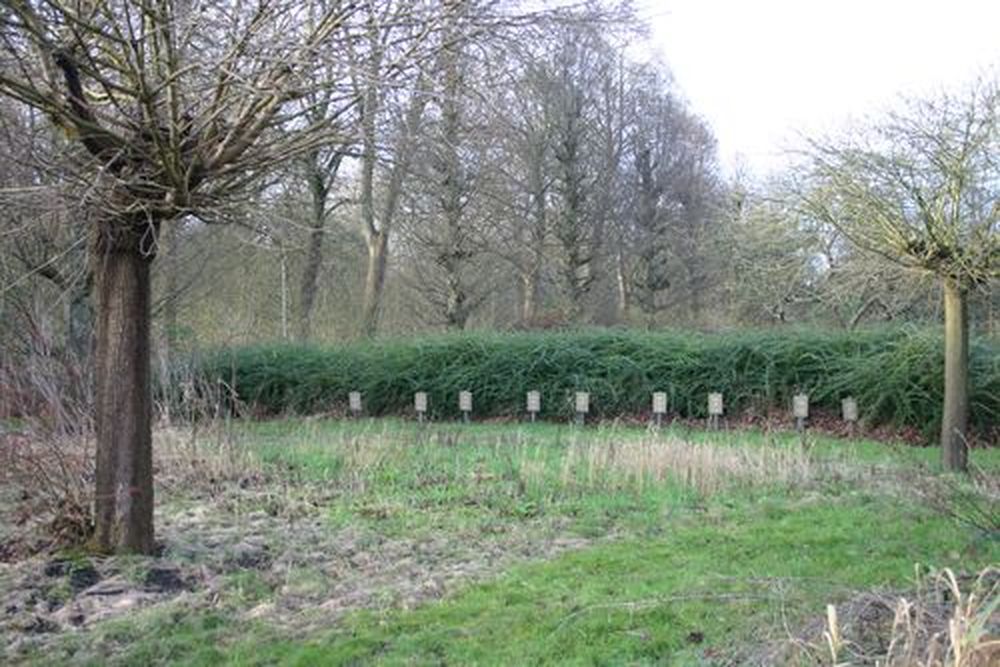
842,396,859,436
652,392,667,428
574,391,589,426
415,391,428,423
841,397,858,423
793,393,809,432
526,390,540,423
348,391,362,417
459,390,472,423
708,392,723,430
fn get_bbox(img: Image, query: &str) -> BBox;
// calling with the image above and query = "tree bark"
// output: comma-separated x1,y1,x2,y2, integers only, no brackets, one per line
521,267,540,324
520,145,547,326
438,17,471,332
298,180,327,340
92,222,156,554
615,250,629,321
298,150,343,341
361,231,388,338
357,72,427,339
941,278,969,472
298,222,324,340
444,268,469,330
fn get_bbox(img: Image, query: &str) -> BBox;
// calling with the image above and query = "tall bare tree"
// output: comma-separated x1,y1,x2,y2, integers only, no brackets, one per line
294,52,356,340
489,60,556,325
551,43,595,321
350,0,445,338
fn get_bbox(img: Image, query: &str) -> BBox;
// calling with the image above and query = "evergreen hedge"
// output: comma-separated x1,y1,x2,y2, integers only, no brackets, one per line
186,328,999,441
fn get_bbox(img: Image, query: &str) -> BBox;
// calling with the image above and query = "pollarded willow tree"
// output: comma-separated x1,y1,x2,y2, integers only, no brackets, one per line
802,79,999,471
0,0,365,553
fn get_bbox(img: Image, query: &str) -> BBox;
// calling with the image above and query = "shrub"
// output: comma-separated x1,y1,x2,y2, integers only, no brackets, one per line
184,328,999,441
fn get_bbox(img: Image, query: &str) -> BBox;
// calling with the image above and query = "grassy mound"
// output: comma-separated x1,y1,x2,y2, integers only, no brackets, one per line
186,328,999,440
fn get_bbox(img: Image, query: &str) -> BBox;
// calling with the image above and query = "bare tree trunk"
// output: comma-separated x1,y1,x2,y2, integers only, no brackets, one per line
615,249,629,321
298,223,323,340
941,278,969,472
444,269,469,331
298,150,343,341
520,148,547,325
439,15,471,332
298,186,326,340
521,268,540,324
553,83,592,323
93,223,155,554
357,72,427,338
361,231,388,338
357,25,383,340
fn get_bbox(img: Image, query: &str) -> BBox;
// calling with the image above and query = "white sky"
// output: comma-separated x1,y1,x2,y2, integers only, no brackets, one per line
639,0,1000,177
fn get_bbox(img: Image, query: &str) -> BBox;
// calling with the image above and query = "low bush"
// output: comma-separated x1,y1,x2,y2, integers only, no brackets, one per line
185,328,999,441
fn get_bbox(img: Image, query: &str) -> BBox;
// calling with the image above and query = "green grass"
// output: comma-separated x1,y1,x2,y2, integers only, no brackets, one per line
84,493,995,666
242,420,695,539
239,417,1000,474
184,328,1000,440
262,498,985,666
19,419,999,666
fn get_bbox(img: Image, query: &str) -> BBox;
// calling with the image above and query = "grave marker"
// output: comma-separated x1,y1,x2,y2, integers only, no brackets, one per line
793,393,809,432
414,391,428,423
348,391,362,417
652,392,667,427
459,390,472,423
841,397,858,422
574,391,589,426
708,392,723,429
842,396,858,436
526,390,540,422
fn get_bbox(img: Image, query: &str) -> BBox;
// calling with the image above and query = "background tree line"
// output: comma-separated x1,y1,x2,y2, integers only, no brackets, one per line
61,28,995,352
4,2,995,365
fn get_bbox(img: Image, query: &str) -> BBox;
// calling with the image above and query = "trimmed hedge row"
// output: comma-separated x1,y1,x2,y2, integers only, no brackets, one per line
185,328,999,441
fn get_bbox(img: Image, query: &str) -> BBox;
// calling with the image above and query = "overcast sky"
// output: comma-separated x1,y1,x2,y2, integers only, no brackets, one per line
638,0,1000,177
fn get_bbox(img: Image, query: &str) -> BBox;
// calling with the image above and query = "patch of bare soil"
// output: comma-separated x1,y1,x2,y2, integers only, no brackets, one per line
0,483,589,661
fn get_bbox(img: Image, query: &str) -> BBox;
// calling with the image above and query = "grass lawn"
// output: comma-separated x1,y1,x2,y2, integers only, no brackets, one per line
3,419,997,666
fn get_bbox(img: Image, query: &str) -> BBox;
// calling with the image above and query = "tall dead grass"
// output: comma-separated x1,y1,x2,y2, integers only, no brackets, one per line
0,348,94,554
781,567,1000,667
302,424,828,499
552,434,820,496
153,424,262,489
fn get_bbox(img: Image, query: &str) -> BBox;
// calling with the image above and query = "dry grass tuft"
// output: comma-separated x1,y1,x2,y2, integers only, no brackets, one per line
555,434,819,496
0,430,94,555
0,352,94,556
153,424,263,489
915,465,1000,539
781,567,1000,666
